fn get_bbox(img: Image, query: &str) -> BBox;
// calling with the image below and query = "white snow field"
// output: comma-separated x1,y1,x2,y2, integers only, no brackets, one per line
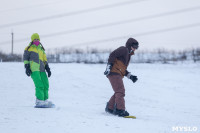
0,62,199,133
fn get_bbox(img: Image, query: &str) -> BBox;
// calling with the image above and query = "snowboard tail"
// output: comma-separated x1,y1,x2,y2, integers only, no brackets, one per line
34,103,55,108
124,116,136,119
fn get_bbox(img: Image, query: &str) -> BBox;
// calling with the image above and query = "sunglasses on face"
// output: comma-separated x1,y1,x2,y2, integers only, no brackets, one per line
132,45,139,49
34,39,39,41
131,42,139,49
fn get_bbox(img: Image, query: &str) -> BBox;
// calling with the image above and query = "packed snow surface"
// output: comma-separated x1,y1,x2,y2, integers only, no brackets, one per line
0,63,199,133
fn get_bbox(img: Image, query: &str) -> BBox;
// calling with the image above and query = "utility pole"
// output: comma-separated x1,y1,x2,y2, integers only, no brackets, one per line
11,31,14,55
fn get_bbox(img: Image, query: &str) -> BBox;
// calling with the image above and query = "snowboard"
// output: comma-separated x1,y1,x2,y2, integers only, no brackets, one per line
124,116,136,119
105,102,136,119
34,104,55,108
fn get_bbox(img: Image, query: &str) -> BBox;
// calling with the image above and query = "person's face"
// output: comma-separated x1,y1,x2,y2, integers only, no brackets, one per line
33,39,39,42
131,46,137,52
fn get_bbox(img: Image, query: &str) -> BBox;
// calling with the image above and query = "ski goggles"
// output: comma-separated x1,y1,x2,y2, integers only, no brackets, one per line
132,43,139,49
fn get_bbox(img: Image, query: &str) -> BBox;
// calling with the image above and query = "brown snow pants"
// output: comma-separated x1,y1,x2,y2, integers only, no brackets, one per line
108,75,125,110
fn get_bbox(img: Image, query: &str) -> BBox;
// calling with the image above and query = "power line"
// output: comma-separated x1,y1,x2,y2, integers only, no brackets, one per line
1,22,199,46
66,22,200,47
41,6,200,37
1,5,199,45
0,37,28,45
0,0,147,29
0,0,65,13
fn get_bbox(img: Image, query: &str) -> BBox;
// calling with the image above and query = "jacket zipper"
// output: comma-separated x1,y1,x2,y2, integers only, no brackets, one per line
37,46,40,70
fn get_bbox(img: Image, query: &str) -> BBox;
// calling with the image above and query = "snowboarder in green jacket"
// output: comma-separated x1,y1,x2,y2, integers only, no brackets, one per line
23,33,54,108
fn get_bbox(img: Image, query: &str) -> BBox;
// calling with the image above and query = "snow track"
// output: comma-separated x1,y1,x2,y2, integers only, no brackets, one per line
0,63,199,133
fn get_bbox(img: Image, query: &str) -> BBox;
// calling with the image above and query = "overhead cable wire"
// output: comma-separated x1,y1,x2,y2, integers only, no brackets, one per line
0,0,147,29
0,0,66,13
41,6,200,37
1,22,200,46
66,22,200,47
0,5,199,45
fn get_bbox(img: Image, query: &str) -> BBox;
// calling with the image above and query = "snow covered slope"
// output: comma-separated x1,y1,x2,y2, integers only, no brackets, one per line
0,63,199,133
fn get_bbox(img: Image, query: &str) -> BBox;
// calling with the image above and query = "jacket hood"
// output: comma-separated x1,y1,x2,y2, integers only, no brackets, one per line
125,38,139,51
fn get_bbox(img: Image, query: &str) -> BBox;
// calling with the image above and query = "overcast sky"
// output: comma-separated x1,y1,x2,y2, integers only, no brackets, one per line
0,0,200,54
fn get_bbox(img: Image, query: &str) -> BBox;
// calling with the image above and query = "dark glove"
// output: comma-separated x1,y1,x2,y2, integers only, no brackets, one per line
127,73,138,83
104,63,113,76
25,64,31,76
130,75,138,83
45,64,51,77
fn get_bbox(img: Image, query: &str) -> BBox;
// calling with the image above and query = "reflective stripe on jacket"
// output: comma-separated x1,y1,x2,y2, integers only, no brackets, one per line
23,43,47,72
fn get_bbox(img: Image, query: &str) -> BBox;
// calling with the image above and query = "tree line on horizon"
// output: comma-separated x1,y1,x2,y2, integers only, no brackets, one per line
0,48,200,63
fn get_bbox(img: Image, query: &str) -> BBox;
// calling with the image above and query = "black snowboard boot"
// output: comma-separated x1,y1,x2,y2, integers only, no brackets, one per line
105,102,114,114
115,109,129,117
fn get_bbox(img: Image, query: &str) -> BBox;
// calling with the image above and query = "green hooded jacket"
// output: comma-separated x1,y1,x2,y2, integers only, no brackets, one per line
23,33,48,72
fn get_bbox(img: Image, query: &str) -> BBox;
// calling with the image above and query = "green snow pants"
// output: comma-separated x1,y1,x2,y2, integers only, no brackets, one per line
31,71,49,100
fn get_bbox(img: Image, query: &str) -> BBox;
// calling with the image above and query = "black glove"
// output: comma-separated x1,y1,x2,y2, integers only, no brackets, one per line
25,64,31,76
127,72,138,83
130,75,138,83
104,63,113,76
45,64,51,77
